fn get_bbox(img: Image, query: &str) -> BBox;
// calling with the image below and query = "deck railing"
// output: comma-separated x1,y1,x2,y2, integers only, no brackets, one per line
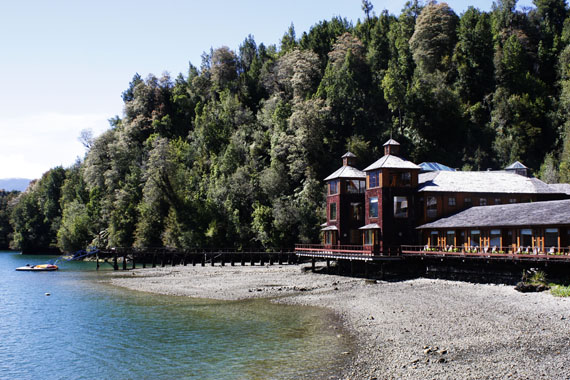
401,245,570,259
295,244,402,257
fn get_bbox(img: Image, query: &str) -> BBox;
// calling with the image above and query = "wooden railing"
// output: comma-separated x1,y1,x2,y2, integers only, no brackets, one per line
295,244,374,254
401,245,570,260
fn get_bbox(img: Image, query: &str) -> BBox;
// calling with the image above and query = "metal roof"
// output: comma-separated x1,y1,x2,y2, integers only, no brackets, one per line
383,139,400,146
342,152,356,158
364,155,421,171
417,199,570,229
418,170,558,194
359,223,381,230
324,165,366,181
321,225,338,231
419,162,456,172
505,161,528,170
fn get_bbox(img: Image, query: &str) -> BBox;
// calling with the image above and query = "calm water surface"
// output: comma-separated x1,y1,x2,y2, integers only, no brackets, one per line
0,251,350,380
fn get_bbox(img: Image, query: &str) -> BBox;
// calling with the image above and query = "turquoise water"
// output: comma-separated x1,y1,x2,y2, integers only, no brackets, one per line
0,251,350,380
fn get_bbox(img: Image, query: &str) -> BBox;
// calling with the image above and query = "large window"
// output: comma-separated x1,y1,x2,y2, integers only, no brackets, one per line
325,231,334,245
427,196,437,218
394,196,408,218
369,197,378,218
347,179,365,194
490,229,501,248
329,202,337,221
350,202,363,222
329,180,339,195
464,197,472,208
545,228,559,250
448,197,456,207
430,231,439,246
470,230,480,247
479,198,487,206
368,171,380,188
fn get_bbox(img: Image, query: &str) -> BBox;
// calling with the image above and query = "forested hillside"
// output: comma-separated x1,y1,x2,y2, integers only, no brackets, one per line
5,0,570,253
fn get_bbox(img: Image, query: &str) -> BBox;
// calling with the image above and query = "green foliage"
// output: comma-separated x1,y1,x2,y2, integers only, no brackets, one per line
550,283,570,297
8,4,570,253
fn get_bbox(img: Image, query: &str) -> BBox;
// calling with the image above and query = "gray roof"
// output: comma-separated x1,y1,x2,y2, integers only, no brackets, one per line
505,161,528,170
364,155,421,171
549,183,570,195
417,199,570,229
383,139,400,146
418,171,557,194
324,165,366,181
321,225,338,231
342,152,356,158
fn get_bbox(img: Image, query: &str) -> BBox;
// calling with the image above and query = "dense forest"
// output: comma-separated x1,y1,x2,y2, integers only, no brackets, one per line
2,0,570,253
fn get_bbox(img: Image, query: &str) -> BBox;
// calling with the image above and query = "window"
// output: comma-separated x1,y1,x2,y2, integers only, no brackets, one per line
448,197,456,207
394,196,408,218
325,231,333,245
545,228,559,250
364,230,376,245
369,197,378,218
430,231,439,246
368,171,380,188
509,198,517,204
479,198,487,206
400,172,411,186
470,230,481,247
347,180,365,194
494,198,501,205
350,202,363,222
329,180,339,195
490,229,501,248
446,230,455,246
464,197,472,208
329,203,337,221
427,196,437,218
520,229,532,248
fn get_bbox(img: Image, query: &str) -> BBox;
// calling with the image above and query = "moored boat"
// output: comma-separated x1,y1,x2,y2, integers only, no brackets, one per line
15,264,58,271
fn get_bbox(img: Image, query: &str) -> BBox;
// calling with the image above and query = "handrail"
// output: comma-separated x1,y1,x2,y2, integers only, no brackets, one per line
401,245,570,258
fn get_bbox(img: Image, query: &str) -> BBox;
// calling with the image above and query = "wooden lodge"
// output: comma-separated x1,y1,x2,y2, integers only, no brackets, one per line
295,139,570,265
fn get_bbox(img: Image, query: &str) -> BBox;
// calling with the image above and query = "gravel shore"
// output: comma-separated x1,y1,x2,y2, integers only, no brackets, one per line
110,264,570,380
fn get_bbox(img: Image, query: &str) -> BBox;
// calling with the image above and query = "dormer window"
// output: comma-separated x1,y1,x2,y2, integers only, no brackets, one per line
329,180,339,195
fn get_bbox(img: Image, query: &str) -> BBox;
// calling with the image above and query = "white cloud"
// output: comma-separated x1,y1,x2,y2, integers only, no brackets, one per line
0,113,111,179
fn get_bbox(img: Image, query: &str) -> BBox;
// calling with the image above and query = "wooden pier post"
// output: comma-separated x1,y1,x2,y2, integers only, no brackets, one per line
269,254,273,266
96,251,100,271
230,253,235,266
241,253,245,266
201,253,205,267
260,253,265,266
250,253,255,266
132,253,136,270
152,252,156,268
350,260,355,276
326,259,330,269
278,250,283,265
122,254,127,270
192,254,197,266
113,251,118,271
221,252,225,266
311,257,315,272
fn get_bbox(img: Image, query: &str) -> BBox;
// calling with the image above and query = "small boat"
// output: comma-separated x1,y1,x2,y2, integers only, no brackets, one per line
16,264,59,272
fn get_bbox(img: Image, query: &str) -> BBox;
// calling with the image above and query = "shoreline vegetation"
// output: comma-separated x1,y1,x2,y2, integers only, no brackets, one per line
109,264,570,379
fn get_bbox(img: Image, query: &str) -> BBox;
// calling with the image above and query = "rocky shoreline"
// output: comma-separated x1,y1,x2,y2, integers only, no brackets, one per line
109,264,570,379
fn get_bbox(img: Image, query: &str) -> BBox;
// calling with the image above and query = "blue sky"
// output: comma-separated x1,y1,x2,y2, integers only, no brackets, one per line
0,0,533,179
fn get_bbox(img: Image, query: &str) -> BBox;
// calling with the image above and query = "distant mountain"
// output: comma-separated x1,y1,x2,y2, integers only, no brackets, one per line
0,178,31,192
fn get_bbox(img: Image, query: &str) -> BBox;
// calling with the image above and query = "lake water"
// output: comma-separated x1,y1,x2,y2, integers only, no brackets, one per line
0,251,350,380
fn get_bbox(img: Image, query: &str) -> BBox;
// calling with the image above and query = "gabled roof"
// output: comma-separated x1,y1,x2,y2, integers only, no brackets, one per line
418,171,558,194
417,199,570,229
364,155,421,171
342,152,356,158
505,161,528,170
419,162,456,172
324,165,366,181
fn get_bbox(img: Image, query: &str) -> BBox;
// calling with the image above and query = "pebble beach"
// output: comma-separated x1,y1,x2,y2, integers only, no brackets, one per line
110,264,570,380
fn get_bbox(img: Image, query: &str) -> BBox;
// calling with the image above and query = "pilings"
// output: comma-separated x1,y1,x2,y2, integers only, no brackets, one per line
97,249,297,271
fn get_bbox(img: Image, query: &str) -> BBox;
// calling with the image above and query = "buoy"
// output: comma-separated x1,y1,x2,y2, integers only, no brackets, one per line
45,293,51,296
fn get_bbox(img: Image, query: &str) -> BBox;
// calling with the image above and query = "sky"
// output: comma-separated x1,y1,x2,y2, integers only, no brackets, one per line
0,0,534,180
